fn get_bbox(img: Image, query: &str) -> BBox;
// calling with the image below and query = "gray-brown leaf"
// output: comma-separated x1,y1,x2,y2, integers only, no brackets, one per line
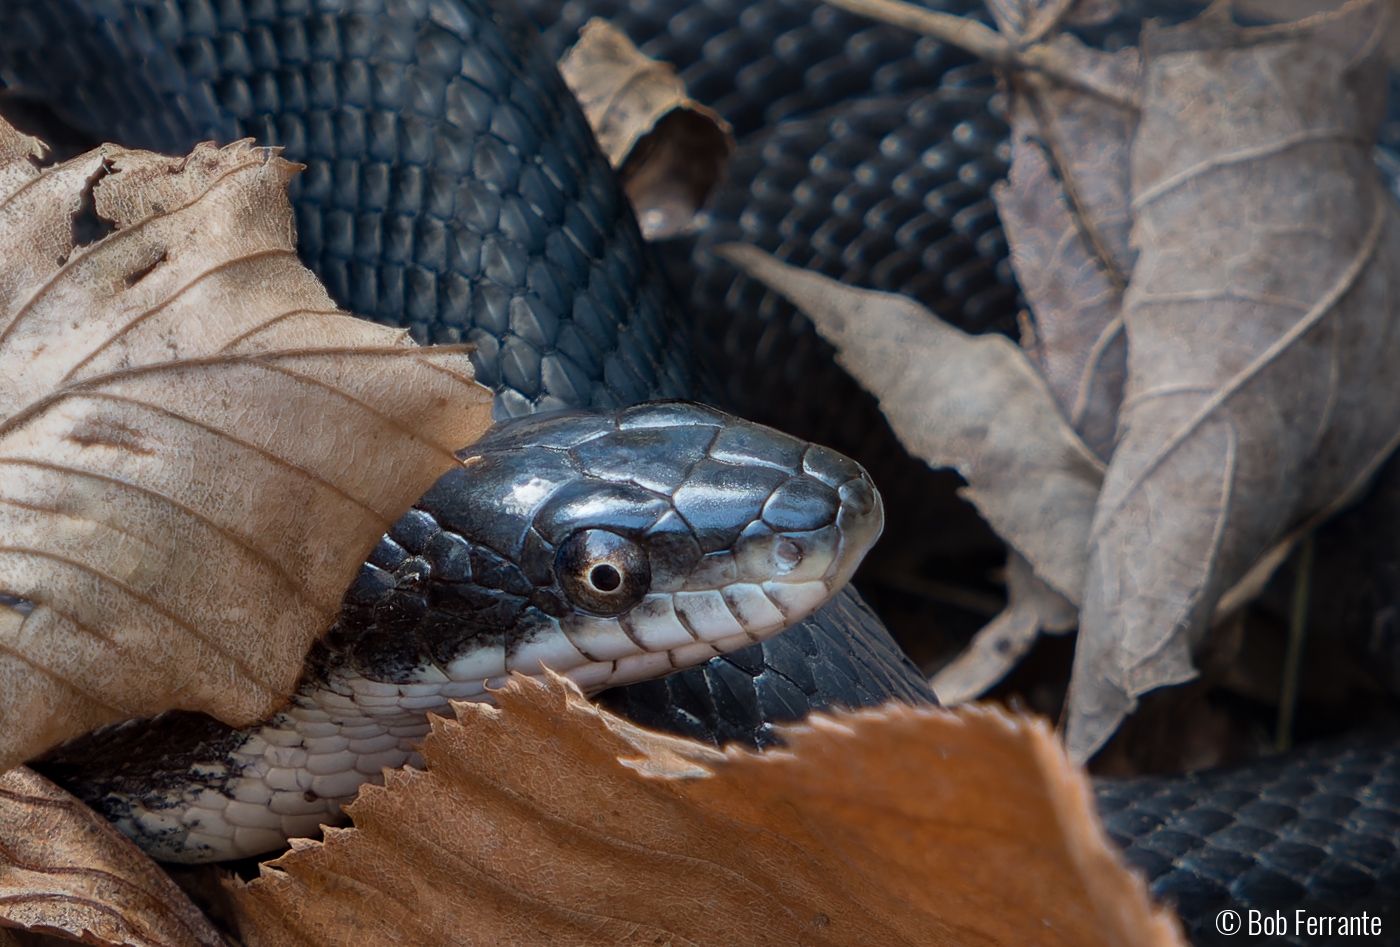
931,550,1078,705
993,37,1138,459
1069,0,1400,760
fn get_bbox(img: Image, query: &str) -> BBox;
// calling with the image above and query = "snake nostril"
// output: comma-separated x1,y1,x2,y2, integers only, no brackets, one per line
839,478,876,518
590,563,622,591
775,539,802,572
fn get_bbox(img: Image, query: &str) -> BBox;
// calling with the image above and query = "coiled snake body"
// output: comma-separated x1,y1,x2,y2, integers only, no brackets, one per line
6,0,1400,939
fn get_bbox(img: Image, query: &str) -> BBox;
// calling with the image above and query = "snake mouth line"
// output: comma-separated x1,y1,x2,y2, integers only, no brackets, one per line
382,404,886,698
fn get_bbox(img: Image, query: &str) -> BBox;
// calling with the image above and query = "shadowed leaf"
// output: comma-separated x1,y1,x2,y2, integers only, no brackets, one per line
993,38,1139,460
0,766,225,947
1070,0,1400,759
932,550,1077,704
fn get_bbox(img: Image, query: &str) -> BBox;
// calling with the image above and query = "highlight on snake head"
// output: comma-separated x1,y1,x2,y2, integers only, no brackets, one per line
401,398,884,695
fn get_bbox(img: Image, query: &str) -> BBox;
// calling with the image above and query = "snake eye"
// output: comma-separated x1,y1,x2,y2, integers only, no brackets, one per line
555,529,651,616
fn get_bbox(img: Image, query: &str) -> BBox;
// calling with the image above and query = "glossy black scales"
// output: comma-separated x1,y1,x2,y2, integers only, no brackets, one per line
1096,733,1400,944
0,0,690,417
308,402,886,689
313,504,546,685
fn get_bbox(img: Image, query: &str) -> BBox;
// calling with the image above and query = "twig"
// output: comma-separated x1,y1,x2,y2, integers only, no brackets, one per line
820,0,1139,108
1275,534,1314,753
869,571,1006,618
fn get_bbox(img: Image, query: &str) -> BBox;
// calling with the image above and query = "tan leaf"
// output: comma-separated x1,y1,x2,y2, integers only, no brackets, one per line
0,120,494,773
716,242,1103,605
559,18,733,239
1063,0,1121,28
0,766,225,947
228,671,1184,947
1070,0,1400,760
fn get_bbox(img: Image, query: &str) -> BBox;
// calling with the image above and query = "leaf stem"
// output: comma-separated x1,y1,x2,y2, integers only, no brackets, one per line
1275,534,1314,753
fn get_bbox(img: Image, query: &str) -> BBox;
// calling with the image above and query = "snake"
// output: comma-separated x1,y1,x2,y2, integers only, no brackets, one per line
35,402,886,861
3,0,1400,942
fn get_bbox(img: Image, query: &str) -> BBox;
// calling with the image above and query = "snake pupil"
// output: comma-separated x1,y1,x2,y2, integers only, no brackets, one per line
556,529,651,616
590,563,622,592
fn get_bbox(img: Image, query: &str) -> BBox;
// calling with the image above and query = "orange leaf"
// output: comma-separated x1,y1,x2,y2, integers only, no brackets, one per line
230,672,1184,947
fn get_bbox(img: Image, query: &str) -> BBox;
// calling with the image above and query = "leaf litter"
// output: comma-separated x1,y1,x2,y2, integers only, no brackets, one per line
5,1,1377,939
227,671,1184,947
731,0,1400,762
0,84,1179,947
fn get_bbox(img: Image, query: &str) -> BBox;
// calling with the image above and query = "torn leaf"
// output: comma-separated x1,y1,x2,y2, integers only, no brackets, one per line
559,18,733,239
717,242,1102,605
228,672,1184,947
0,121,493,774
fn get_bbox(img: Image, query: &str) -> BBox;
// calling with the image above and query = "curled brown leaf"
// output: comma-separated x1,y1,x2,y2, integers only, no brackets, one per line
559,18,733,239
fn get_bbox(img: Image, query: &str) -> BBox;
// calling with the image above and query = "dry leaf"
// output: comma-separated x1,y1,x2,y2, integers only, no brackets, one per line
816,0,1400,756
0,766,225,947
228,671,1183,947
937,15,1142,701
932,550,1077,704
993,38,1139,460
986,0,1077,45
1070,0,1400,760
559,18,733,239
716,243,1103,606
0,119,493,773
1236,0,1400,61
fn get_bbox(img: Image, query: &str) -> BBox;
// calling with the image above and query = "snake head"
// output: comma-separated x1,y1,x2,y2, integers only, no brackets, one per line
332,401,882,696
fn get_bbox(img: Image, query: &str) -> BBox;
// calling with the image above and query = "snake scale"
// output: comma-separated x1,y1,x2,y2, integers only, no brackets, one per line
4,0,1400,941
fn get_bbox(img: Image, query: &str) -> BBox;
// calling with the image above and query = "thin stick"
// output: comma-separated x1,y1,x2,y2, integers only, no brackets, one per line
820,0,1140,108
1275,534,1315,753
